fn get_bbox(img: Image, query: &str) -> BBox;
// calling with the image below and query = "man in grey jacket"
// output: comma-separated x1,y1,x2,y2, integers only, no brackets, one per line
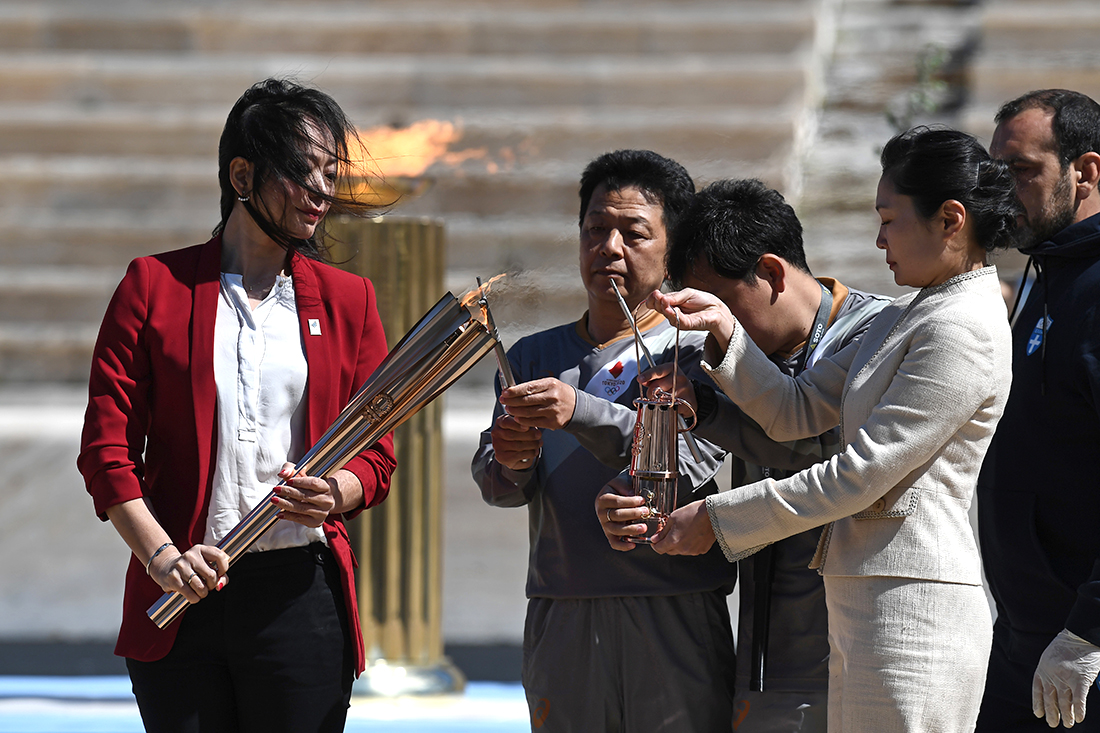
472,150,736,732
600,179,889,732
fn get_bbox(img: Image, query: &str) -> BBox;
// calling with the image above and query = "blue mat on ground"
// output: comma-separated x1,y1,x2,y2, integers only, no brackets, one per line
0,676,134,700
0,677,529,733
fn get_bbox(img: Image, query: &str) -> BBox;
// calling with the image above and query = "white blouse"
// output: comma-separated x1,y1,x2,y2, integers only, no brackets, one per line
204,272,324,551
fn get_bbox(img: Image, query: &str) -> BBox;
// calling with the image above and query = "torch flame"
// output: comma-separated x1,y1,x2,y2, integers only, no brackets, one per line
460,274,516,389
459,273,508,311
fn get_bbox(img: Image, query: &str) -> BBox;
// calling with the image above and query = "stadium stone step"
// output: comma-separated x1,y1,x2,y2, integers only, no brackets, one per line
2,126,792,224
0,3,817,57
0,266,121,323
0,322,98,382
961,0,1100,138
0,156,218,215
0,213,211,268
977,1,1100,55
0,52,808,109
0,102,802,164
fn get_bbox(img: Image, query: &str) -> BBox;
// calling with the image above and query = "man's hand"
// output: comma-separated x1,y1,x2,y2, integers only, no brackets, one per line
1033,629,1100,728
490,414,542,470
499,378,577,430
651,499,716,556
595,477,649,551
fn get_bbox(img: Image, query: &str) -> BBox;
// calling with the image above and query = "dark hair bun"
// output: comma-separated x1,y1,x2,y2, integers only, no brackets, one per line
881,126,1024,251
972,157,1023,251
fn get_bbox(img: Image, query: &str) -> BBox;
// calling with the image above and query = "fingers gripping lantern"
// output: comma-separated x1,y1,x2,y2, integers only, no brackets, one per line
627,315,696,544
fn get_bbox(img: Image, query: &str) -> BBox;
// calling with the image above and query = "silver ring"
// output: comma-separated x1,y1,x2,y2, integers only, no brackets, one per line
606,509,613,524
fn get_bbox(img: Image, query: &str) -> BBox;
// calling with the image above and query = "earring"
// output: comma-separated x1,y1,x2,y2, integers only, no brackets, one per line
237,193,250,203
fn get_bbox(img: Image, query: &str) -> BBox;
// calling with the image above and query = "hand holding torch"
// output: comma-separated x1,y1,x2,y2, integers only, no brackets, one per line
148,288,504,630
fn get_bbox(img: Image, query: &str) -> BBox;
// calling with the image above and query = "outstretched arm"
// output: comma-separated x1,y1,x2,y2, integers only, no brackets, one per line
694,316,1000,560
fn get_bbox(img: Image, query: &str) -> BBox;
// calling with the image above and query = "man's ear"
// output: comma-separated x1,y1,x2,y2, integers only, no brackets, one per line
1072,151,1100,202
940,199,966,239
756,253,787,295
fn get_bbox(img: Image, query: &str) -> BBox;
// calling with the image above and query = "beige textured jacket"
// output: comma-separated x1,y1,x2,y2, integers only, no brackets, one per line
704,266,1011,585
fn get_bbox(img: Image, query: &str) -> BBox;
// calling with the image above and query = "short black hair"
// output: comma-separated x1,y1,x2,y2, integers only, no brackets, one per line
881,126,1023,252
214,77,377,261
577,150,694,234
995,89,1100,169
666,178,809,288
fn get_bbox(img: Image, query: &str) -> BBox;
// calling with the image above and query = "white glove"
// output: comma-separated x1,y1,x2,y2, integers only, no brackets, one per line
1033,629,1100,728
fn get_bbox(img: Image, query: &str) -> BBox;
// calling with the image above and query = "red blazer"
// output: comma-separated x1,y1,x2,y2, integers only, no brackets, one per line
78,236,396,675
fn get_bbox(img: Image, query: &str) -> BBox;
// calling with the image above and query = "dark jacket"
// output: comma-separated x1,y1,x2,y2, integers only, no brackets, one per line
978,211,1100,660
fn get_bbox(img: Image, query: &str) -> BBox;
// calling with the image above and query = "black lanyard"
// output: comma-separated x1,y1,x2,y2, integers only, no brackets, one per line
793,281,834,377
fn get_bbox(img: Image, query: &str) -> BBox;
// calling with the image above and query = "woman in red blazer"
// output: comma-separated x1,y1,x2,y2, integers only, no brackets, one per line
78,79,396,732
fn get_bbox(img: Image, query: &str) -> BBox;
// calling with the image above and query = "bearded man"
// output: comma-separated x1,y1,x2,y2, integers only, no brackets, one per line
976,89,1100,731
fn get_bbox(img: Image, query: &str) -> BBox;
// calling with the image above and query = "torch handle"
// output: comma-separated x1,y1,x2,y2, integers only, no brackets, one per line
147,484,286,629
493,342,516,388
148,292,500,630
146,587,190,631
677,410,703,461
148,429,357,630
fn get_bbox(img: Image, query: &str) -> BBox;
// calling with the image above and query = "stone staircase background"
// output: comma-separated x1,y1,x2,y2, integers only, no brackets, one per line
3,0,1098,384
799,0,1100,297
0,0,831,382
963,0,1100,139
799,0,988,296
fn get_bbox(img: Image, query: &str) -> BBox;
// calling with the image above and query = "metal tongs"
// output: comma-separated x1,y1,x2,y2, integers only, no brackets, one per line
612,281,703,463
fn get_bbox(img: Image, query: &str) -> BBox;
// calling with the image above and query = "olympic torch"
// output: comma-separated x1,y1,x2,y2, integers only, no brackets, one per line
148,284,508,629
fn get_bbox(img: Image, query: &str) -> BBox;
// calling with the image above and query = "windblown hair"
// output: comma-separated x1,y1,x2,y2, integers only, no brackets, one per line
666,178,809,288
214,78,377,261
577,150,695,234
881,126,1024,252
996,89,1100,169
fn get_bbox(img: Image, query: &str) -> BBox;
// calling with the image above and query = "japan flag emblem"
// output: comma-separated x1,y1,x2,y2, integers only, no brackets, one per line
584,357,637,400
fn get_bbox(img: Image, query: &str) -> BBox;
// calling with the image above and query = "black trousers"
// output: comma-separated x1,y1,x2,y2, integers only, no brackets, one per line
127,543,354,733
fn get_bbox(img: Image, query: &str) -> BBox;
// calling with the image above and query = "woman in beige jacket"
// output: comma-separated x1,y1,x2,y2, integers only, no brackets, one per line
633,128,1022,731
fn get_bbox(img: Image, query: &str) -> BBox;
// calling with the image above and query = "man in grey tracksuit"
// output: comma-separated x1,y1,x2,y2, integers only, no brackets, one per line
472,150,736,732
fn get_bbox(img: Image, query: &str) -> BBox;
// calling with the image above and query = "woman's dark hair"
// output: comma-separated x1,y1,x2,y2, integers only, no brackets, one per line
577,149,695,235
880,126,1023,251
214,78,377,261
667,178,809,288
